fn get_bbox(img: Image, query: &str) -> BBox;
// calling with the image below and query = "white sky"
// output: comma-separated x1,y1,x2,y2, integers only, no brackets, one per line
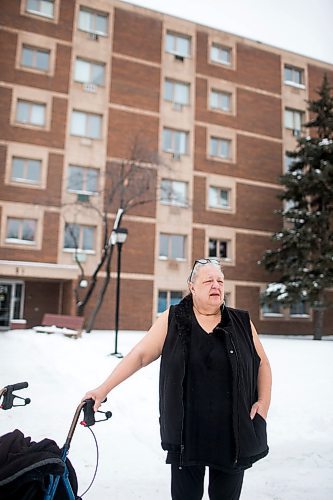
123,0,333,65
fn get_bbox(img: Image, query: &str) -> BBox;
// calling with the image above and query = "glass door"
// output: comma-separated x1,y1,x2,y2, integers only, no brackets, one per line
0,284,12,328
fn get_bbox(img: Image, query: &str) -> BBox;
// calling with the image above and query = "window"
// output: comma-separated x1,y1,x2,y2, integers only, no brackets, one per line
210,90,231,112
64,223,95,251
211,44,231,65
16,100,46,127
164,79,190,107
74,58,105,86
160,179,188,207
208,238,229,259
165,32,191,58
78,8,108,36
284,65,304,86
163,128,188,156
209,137,231,159
70,110,102,139
285,108,304,133
290,302,309,317
262,302,283,316
158,290,183,313
159,234,186,260
208,187,230,209
26,0,54,18
21,45,50,72
6,218,37,244
67,165,99,194
11,157,41,184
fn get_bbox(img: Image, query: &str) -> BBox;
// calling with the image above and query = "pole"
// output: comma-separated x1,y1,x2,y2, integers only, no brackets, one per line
112,241,123,358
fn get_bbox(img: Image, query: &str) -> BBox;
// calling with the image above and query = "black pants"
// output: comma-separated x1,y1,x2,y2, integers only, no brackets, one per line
171,465,244,500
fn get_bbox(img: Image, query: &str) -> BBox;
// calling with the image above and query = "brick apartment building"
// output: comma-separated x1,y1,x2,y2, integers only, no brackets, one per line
1,0,332,334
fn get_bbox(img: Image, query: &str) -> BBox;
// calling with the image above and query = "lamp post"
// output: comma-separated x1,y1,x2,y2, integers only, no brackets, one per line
111,227,128,358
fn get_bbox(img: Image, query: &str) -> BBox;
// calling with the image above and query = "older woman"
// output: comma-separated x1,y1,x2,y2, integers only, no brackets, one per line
83,258,272,500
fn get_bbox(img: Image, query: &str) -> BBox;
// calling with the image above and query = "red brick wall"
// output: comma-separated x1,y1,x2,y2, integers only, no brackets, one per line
308,65,333,100
119,219,156,275
226,232,278,282
110,57,160,112
24,280,61,327
107,108,159,158
193,176,282,232
113,8,162,63
195,79,282,139
84,277,154,331
104,161,157,218
196,32,281,94
0,0,75,41
0,31,71,94
237,135,283,183
192,228,205,259
195,125,282,183
236,285,319,336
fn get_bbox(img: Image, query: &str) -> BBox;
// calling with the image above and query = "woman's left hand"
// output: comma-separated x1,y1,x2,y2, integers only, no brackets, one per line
250,400,268,420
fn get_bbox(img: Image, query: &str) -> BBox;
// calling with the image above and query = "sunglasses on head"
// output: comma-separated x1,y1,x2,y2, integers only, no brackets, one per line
188,258,221,283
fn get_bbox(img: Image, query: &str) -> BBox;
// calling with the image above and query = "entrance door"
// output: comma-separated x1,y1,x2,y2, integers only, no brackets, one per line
0,284,12,328
0,282,24,328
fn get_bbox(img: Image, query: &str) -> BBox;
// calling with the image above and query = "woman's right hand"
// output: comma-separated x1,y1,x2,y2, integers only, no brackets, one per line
82,386,108,412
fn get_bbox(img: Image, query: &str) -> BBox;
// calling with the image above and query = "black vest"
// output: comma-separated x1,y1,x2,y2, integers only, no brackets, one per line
159,295,269,467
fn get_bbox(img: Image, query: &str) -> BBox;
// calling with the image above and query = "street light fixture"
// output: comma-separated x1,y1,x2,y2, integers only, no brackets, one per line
111,227,128,358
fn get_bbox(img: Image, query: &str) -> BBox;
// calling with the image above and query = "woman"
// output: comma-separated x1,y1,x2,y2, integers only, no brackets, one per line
83,258,272,500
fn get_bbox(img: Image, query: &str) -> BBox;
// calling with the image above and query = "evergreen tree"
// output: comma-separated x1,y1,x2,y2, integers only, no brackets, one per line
260,74,333,340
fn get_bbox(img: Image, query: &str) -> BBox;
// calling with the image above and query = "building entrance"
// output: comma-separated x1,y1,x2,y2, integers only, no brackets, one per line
0,281,24,329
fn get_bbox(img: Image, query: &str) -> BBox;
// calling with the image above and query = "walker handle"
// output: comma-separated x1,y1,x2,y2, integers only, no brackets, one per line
0,382,30,410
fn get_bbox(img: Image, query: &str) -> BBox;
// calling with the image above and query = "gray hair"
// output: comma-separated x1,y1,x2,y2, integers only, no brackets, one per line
188,258,224,284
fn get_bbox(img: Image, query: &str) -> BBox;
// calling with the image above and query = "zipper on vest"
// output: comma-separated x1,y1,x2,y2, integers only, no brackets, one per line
179,347,186,470
230,333,240,465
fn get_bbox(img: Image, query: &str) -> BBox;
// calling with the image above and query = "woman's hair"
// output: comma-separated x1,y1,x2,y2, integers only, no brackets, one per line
188,258,224,284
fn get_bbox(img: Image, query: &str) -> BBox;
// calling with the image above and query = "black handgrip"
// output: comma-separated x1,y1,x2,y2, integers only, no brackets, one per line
81,399,95,427
1,382,30,410
12,382,28,391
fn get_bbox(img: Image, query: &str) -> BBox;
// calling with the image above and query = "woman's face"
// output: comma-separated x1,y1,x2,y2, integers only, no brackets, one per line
189,264,224,308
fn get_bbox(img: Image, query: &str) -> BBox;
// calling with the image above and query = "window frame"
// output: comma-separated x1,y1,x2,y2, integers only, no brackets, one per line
159,233,186,261
210,43,232,66
21,44,50,72
209,89,232,113
78,7,109,36
15,99,46,128
208,237,230,260
67,165,99,195
208,186,231,210
25,0,55,19
11,156,42,185
70,110,103,140
74,57,106,86
165,31,191,58
284,65,305,88
157,289,183,314
160,179,188,207
5,217,37,245
284,108,304,132
262,301,284,317
63,223,96,253
209,136,232,160
162,127,189,156
164,78,190,108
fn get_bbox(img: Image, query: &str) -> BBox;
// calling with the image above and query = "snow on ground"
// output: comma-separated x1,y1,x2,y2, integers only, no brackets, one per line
0,329,333,500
